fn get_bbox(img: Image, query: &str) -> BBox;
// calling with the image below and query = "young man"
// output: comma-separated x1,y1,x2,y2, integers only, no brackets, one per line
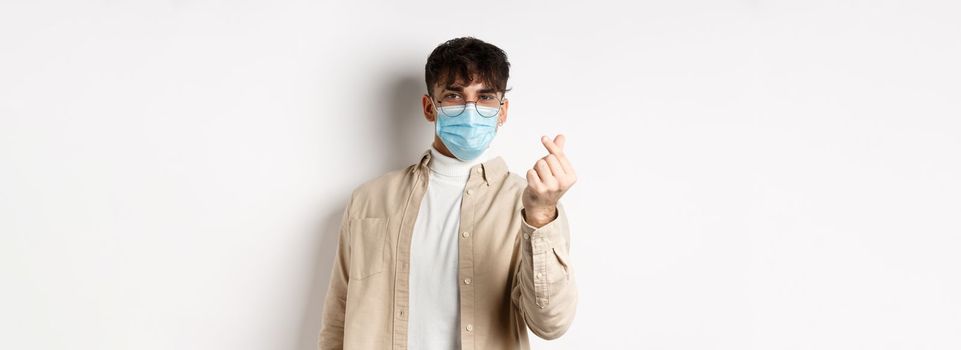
318,37,578,350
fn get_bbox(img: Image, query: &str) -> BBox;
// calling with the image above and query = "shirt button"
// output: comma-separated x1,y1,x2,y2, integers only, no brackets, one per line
523,233,530,240
464,278,472,285
462,231,471,238
466,189,473,195
466,324,474,332
536,272,544,280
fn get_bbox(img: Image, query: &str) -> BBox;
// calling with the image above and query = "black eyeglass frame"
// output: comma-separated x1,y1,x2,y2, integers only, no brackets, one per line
426,92,507,118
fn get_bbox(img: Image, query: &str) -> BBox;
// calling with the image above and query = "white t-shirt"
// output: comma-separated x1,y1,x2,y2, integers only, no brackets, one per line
407,144,491,349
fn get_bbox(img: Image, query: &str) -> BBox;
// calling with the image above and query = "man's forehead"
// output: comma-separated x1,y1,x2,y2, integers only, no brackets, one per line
436,78,486,88
433,72,493,89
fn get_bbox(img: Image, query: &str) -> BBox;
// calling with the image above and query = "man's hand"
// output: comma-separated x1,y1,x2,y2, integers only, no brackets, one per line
523,134,577,228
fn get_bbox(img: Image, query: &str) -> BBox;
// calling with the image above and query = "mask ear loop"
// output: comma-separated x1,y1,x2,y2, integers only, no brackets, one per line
496,96,506,127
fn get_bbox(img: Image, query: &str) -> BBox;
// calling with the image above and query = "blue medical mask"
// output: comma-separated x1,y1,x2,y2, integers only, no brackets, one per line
433,102,500,161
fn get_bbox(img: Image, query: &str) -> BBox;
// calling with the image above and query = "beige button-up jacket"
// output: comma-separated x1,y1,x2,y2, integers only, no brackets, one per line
318,149,578,349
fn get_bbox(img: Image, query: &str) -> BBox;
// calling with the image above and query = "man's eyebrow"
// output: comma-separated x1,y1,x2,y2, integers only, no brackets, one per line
442,85,497,94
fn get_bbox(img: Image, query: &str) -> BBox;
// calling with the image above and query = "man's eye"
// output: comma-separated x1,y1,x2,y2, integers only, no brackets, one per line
479,95,496,100
444,94,462,100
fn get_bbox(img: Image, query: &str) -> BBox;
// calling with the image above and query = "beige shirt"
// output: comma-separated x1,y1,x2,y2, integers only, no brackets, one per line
407,144,490,349
317,148,578,350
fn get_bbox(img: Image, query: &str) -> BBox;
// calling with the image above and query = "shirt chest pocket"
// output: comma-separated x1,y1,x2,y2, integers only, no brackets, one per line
349,217,389,280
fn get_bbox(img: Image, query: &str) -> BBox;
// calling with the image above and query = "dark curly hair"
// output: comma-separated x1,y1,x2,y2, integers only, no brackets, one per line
424,37,511,98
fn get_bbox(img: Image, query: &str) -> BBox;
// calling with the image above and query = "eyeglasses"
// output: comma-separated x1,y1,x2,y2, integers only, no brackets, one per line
428,92,506,118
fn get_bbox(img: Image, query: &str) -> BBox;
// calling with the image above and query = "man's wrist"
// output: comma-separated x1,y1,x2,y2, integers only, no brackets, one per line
523,206,558,228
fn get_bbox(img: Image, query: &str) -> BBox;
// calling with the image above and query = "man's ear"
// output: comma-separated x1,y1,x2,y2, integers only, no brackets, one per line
422,94,436,122
498,98,510,125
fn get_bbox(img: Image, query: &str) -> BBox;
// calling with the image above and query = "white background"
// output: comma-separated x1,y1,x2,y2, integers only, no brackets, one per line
2,1,960,349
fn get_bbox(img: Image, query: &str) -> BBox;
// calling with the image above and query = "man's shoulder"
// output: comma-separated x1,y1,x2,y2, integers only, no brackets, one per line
350,164,418,200
347,158,530,203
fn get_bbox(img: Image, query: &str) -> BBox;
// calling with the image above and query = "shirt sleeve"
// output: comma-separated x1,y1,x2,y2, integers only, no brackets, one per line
511,200,578,340
317,195,353,350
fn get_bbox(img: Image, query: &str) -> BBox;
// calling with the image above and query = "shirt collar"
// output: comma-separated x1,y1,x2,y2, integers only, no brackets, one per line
416,147,506,186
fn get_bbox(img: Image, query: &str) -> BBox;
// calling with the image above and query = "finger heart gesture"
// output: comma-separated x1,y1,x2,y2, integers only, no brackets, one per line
523,134,577,226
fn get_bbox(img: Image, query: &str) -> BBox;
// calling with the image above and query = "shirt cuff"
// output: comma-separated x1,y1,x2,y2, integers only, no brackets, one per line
521,207,559,235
